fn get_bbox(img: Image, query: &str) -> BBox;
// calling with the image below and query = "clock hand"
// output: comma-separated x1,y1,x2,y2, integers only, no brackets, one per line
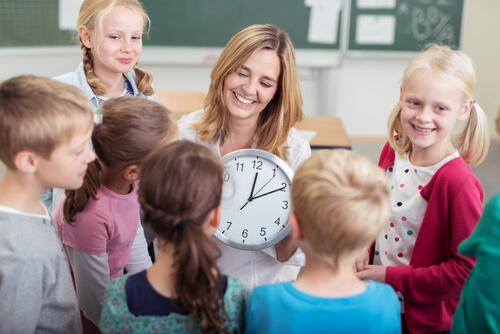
251,184,286,200
240,172,259,210
252,173,275,198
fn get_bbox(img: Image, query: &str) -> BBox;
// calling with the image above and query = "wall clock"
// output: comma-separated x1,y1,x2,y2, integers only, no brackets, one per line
215,149,294,250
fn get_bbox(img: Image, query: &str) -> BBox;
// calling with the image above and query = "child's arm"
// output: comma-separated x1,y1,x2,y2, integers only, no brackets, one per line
67,247,110,326
124,217,152,273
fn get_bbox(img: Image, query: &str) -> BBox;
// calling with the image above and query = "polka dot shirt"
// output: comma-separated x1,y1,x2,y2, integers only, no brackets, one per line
373,150,459,311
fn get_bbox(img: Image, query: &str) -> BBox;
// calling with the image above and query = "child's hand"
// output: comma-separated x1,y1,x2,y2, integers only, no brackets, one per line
356,265,386,283
354,250,370,272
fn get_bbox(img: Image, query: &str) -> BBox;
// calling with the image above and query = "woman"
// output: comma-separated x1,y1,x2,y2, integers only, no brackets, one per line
178,24,311,289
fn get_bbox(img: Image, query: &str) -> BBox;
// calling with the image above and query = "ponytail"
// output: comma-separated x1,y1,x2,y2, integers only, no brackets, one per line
63,158,101,223
173,224,227,334
455,102,490,166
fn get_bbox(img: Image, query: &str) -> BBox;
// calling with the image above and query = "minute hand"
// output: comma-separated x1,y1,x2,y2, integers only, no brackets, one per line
251,185,286,200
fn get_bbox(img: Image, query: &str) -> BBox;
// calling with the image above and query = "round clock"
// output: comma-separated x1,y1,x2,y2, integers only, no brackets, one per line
215,148,294,250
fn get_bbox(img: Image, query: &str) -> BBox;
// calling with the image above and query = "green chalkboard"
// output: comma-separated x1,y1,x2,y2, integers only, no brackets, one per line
0,0,342,50
140,0,341,50
348,0,464,52
1,0,74,47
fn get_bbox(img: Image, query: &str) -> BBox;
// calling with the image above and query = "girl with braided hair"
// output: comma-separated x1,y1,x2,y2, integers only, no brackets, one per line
54,0,156,123
53,96,177,333
100,140,249,333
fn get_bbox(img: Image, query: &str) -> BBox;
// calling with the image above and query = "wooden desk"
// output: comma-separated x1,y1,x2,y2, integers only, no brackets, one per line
295,116,351,150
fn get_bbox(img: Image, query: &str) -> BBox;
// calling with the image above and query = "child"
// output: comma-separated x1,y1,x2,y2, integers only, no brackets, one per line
179,24,310,289
245,149,400,333
53,96,177,332
44,0,157,221
100,141,249,333
0,75,95,333
452,193,500,333
55,0,156,117
356,44,490,333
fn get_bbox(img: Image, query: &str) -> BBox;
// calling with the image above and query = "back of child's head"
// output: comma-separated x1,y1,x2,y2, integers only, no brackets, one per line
292,149,390,271
388,44,490,165
0,75,93,170
139,140,226,333
63,96,176,223
77,0,153,96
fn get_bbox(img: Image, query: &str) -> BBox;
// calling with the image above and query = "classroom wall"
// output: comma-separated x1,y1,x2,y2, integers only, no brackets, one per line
0,0,498,139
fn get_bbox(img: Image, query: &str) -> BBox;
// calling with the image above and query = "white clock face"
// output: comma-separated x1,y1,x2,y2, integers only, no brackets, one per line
215,149,294,250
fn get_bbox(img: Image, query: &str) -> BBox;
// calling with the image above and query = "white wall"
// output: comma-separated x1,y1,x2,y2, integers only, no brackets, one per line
1,0,498,139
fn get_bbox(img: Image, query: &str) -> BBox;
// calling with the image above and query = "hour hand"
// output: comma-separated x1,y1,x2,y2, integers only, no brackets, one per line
240,172,259,210
251,184,286,200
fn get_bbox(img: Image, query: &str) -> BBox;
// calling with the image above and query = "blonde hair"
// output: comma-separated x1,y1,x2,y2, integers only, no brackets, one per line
194,24,304,161
388,44,490,166
292,149,390,271
0,75,94,170
77,0,154,96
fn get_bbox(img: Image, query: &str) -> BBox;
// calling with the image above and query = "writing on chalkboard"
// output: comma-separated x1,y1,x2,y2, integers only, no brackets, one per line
348,0,464,52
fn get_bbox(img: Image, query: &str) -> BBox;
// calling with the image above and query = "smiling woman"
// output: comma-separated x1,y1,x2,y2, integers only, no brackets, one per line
178,24,311,289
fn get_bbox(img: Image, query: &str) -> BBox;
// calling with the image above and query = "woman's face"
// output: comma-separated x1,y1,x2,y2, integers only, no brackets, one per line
223,49,281,124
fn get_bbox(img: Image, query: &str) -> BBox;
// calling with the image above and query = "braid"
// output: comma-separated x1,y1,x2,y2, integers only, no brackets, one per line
80,42,110,96
133,65,155,96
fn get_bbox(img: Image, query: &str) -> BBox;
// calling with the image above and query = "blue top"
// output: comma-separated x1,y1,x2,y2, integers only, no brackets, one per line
125,270,227,317
99,271,249,334
245,280,401,334
53,62,158,112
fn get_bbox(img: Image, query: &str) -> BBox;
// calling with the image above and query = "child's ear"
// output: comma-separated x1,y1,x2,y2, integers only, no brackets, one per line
14,151,38,174
123,165,139,181
457,99,473,121
289,212,304,241
79,26,93,49
205,204,221,235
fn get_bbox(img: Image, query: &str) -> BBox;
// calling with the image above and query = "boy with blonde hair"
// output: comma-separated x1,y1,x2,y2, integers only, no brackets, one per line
0,75,95,333
245,149,401,334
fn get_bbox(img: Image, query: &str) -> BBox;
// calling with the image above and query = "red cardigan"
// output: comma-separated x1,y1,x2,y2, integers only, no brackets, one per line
371,142,482,333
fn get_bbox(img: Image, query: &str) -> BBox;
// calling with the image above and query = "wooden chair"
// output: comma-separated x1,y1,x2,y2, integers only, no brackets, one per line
156,90,207,117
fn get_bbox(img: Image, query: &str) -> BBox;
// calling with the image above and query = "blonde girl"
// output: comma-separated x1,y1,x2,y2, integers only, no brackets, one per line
357,44,490,333
53,96,176,333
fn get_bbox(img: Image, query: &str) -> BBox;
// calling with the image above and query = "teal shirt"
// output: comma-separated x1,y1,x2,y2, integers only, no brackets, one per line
452,194,500,333
99,273,249,334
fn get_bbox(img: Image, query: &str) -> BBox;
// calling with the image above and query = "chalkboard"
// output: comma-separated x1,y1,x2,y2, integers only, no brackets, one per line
347,0,464,52
0,0,342,51
141,0,341,50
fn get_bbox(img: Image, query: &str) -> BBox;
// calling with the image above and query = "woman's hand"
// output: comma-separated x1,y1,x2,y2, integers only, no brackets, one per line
275,233,299,262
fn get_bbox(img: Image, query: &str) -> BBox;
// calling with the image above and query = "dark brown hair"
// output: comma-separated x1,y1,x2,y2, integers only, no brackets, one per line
63,96,176,223
139,140,227,333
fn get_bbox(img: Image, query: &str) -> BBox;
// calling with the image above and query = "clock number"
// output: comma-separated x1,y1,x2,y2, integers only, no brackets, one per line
242,229,249,238
226,221,232,230
272,167,277,177
274,217,280,226
235,162,244,172
260,227,266,236
252,160,263,170
223,173,230,182
282,200,289,210
281,182,287,191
